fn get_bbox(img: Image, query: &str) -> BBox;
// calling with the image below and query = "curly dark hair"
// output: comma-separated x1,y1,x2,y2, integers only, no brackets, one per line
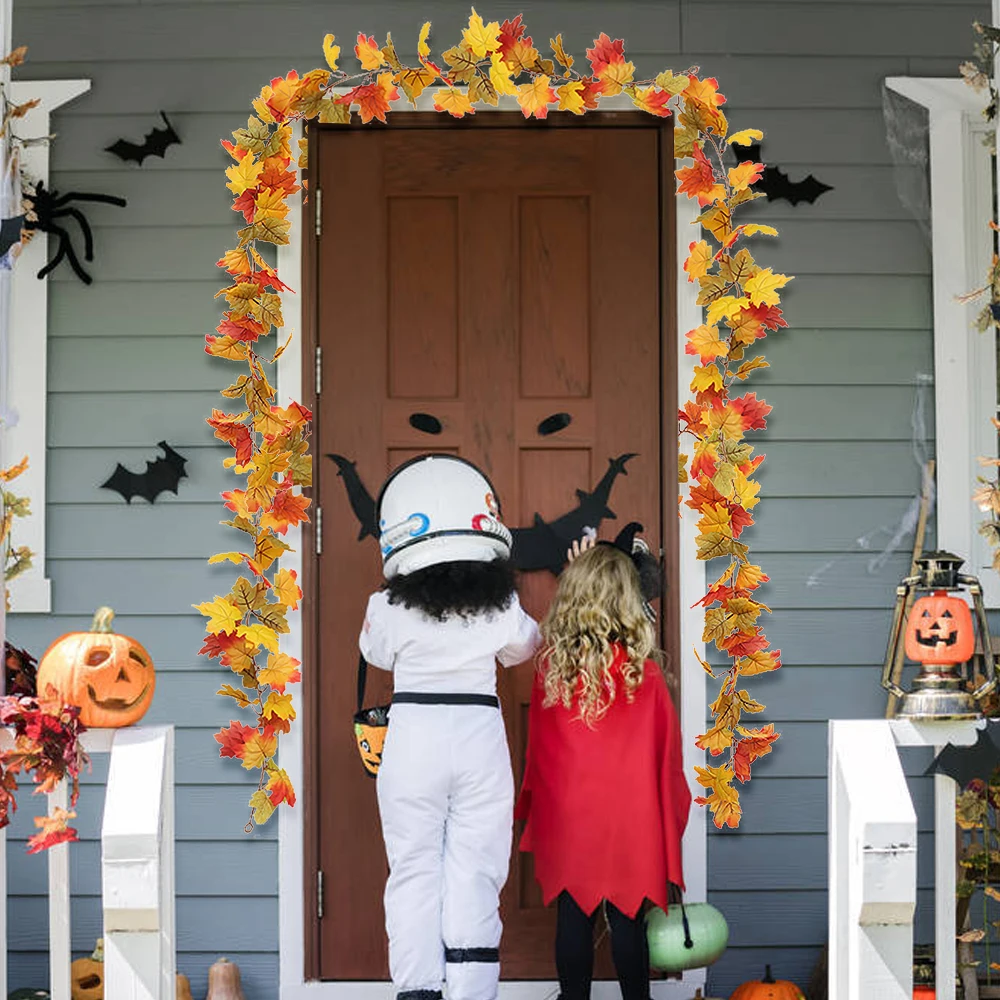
385,559,517,622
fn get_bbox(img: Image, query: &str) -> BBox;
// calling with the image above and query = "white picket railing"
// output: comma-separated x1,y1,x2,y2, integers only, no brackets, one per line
829,718,979,1000
0,725,175,1000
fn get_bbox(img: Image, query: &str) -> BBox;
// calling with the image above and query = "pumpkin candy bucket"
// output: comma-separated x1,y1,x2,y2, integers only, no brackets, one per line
37,608,155,728
729,965,805,1000
646,901,728,973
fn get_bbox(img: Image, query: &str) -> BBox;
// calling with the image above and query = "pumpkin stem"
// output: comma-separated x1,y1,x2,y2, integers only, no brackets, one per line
762,965,775,983
90,608,115,633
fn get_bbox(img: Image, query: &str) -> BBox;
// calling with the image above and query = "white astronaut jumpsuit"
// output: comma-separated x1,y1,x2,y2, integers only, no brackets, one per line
360,588,541,1000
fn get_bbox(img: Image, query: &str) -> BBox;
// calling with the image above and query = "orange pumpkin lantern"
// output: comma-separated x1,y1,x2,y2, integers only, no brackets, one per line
37,607,155,728
729,965,805,1000
904,590,975,665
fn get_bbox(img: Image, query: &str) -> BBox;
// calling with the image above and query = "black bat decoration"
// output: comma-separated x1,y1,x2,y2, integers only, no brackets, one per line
0,214,24,258
100,441,188,504
732,142,833,206
325,452,636,576
926,723,1000,789
105,112,182,166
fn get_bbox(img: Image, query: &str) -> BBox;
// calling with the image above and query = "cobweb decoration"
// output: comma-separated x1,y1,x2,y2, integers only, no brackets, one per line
881,83,931,246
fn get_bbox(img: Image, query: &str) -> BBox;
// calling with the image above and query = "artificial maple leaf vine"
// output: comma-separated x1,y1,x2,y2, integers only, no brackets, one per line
205,8,788,831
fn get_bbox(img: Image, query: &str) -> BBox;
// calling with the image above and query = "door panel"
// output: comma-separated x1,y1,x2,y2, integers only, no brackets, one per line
314,121,670,981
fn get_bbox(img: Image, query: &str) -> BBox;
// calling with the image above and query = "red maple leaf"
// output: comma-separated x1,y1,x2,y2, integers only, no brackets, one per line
217,313,267,343
719,628,770,658
248,267,292,294
678,401,705,432
207,411,254,465
686,476,725,511
579,77,606,110
215,721,257,760
232,189,256,223
728,504,755,539
739,454,766,475
731,392,772,431
344,80,398,125
692,584,734,609
733,725,779,782
586,33,625,76
498,15,530,59
690,448,717,482
745,302,787,331
262,488,311,535
676,143,718,202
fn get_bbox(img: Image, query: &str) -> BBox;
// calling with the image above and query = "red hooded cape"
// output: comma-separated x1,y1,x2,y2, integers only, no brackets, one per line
514,649,691,918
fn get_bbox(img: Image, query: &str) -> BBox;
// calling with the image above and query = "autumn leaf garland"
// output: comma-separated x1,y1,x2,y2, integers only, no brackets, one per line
203,9,789,831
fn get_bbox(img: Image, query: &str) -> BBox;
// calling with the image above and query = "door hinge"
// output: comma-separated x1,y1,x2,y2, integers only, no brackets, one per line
314,187,323,237
317,869,325,920
315,506,323,557
314,345,322,396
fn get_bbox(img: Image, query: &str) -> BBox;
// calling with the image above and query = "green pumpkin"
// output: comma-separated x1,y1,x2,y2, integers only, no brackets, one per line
646,902,729,973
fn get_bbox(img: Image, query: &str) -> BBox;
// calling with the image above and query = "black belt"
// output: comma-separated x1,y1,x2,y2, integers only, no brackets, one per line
393,692,499,708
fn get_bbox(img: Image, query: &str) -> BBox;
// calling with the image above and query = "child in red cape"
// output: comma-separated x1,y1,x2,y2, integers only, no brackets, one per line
515,533,691,1000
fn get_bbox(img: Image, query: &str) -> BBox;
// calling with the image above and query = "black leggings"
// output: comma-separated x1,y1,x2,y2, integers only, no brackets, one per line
555,891,650,1000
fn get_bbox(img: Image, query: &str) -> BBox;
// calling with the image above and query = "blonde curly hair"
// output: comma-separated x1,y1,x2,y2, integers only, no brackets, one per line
539,543,657,726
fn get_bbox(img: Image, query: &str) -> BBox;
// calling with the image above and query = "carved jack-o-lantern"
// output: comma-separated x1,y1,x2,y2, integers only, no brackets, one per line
70,940,103,1000
904,590,975,665
37,608,155,728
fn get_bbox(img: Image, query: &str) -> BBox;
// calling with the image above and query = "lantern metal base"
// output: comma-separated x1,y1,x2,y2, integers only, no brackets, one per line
894,670,982,721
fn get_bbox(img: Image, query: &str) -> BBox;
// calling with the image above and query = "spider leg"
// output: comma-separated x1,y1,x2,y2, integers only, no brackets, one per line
50,207,94,260
52,192,127,209
36,223,92,284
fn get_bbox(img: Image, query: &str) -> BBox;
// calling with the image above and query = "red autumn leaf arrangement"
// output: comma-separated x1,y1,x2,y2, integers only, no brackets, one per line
204,8,789,831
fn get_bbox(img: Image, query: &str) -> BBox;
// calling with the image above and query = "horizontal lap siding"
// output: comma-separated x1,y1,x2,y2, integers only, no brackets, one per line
8,0,981,995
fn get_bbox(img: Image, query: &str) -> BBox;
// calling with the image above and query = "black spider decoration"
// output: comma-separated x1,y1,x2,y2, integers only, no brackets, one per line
22,181,127,284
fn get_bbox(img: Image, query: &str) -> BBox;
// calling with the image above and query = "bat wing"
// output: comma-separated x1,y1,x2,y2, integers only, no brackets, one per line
788,173,833,205
100,464,142,503
927,727,1000,787
104,139,148,166
139,442,188,502
763,165,833,206
732,142,762,165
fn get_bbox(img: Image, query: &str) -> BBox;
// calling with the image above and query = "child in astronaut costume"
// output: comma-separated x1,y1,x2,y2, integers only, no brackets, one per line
359,454,541,1000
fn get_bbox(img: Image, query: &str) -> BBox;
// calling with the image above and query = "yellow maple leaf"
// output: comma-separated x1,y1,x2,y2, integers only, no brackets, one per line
505,38,540,75
249,789,276,824
693,646,716,678
218,249,252,275
489,53,518,96
463,7,501,59
208,552,246,565
323,34,341,71
697,503,733,538
733,468,761,510
550,34,574,71
693,764,741,829
736,563,768,590
702,402,744,441
556,80,585,115
745,268,791,307
737,649,781,675
728,161,763,192
690,364,723,394
418,21,433,60
259,652,300,689
686,324,727,364
733,356,770,380
226,156,263,196
599,60,635,97
237,622,280,654
517,75,556,119
254,531,290,572
630,85,671,118
242,730,278,769
263,690,297,722
696,721,733,755
272,567,302,610
706,295,750,327
684,240,714,283
742,223,779,239
433,86,475,118
253,188,290,223
194,596,243,635
696,531,734,560
724,597,763,633
655,70,690,96
727,128,764,146
396,66,437,104
0,455,28,482
218,683,254,709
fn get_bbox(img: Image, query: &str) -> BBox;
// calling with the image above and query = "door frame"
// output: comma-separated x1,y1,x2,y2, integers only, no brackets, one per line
275,90,707,1000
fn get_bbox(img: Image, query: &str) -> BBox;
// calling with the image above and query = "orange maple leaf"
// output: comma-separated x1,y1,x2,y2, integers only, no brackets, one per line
217,313,267,342
684,75,726,108
578,77,606,110
344,73,399,125
685,324,727,365
261,71,302,122
693,764,741,829
686,476,726,511
517,75,556,119
258,158,300,197
434,86,476,118
728,161,764,192
204,335,249,361
355,33,386,71
497,15,529,60
261,488,312,535
266,766,296,807
733,724,779,782
27,808,78,854
207,410,254,465
731,392,772,431
678,399,706,433
718,628,770,658
676,144,720,203
586,32,625,76
684,240,714,283
215,721,257,760
631,86,671,118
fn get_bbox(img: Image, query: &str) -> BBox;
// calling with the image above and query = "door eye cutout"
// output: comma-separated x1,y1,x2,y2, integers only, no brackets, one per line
409,413,443,435
537,412,572,436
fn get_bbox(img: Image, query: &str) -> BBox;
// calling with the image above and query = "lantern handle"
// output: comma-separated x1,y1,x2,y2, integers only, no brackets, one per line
966,579,999,702
880,583,911,699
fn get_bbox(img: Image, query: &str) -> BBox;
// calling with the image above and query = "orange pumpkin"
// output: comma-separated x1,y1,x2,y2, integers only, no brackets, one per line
729,966,805,1000
904,590,975,665
37,608,155,728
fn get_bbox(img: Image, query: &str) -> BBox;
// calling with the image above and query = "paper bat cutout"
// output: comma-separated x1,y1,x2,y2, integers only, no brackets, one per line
100,441,188,504
926,724,1000,788
325,451,636,576
105,112,182,166
733,142,833,206
0,214,24,257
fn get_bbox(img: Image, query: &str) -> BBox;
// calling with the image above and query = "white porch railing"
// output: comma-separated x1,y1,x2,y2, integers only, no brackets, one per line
0,725,175,1000
829,718,979,1000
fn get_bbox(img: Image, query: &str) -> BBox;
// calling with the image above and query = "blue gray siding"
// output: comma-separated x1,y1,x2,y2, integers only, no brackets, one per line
8,0,984,995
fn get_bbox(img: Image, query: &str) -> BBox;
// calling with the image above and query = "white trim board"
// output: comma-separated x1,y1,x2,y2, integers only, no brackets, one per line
885,75,999,606
275,91,708,1000
4,78,91,614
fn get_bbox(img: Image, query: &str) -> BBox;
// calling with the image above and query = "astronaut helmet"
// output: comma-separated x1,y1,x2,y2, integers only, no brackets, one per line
375,454,513,579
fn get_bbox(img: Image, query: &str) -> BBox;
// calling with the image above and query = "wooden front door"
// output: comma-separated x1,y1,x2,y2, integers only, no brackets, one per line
308,117,675,982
